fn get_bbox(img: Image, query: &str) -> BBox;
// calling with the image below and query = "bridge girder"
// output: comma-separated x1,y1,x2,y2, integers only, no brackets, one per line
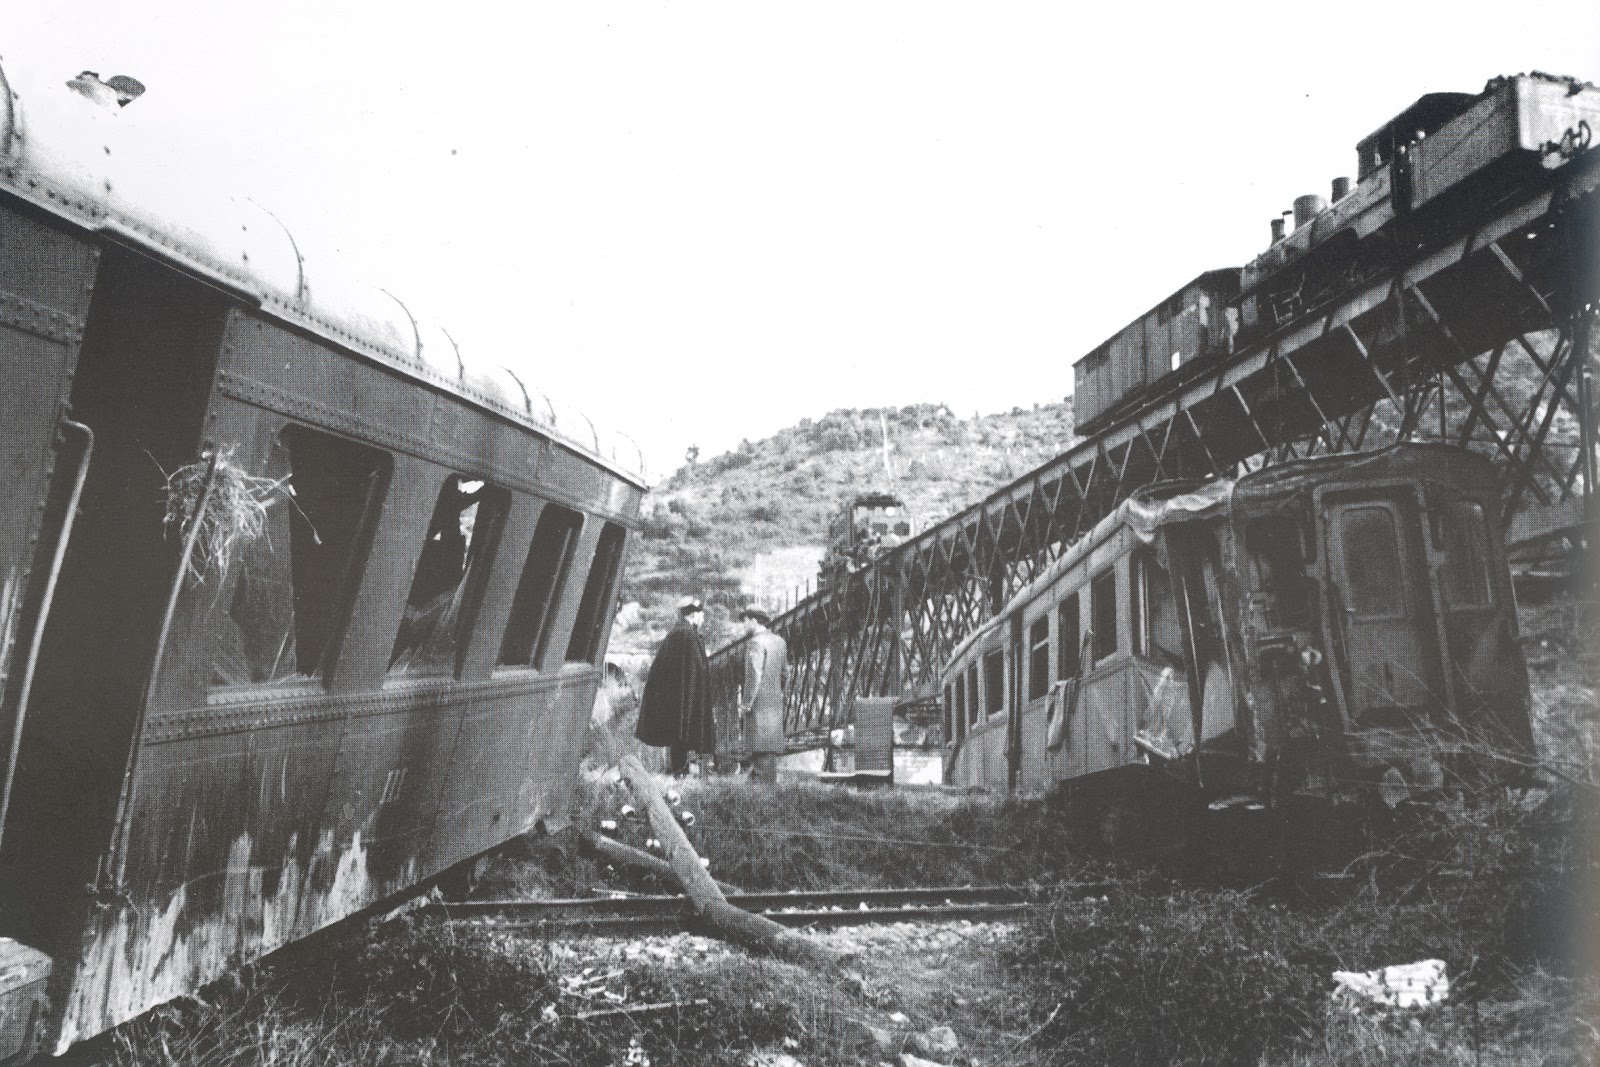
708,160,1600,743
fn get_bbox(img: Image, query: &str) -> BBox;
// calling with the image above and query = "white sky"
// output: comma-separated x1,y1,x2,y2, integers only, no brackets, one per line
7,2,1598,479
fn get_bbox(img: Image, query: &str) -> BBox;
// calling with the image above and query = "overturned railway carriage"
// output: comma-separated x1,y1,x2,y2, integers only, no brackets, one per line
940,446,1533,819
0,64,646,1058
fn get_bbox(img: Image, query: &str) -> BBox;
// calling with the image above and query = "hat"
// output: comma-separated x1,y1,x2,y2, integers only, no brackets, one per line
740,605,773,625
676,596,705,616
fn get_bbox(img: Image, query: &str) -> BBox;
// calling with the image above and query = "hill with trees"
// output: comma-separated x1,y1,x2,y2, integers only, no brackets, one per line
614,400,1075,654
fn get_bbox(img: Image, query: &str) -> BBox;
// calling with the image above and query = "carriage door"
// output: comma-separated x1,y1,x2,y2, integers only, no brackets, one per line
1323,495,1443,723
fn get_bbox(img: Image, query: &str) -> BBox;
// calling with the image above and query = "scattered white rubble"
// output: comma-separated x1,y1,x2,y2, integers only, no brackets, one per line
1332,959,1450,1008
746,1053,804,1067
911,1025,959,1056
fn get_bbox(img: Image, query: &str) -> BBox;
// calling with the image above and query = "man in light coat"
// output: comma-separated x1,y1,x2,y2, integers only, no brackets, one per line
740,606,788,783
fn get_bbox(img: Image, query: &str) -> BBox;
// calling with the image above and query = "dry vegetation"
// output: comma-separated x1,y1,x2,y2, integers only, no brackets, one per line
62,597,1597,1066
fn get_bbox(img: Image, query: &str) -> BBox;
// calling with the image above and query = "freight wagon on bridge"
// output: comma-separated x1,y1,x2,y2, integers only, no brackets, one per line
0,62,645,1060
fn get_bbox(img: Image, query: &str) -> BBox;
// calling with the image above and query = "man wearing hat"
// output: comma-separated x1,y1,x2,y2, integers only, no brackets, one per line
740,605,788,783
635,597,715,776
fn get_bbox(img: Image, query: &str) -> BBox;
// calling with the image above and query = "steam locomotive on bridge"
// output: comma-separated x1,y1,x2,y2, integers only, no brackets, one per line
0,63,644,1059
942,70,1599,819
1073,71,1600,435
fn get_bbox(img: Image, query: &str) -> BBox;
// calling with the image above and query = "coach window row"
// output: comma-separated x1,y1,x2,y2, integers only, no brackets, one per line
211,423,625,690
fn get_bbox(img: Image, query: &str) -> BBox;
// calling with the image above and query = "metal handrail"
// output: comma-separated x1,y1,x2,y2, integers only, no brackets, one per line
105,450,220,891
0,419,94,856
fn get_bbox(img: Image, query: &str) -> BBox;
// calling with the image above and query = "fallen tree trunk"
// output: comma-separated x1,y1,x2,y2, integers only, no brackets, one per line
618,755,851,975
579,829,744,896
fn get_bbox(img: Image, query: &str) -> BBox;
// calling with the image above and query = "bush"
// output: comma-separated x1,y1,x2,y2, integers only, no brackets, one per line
1012,890,1321,1066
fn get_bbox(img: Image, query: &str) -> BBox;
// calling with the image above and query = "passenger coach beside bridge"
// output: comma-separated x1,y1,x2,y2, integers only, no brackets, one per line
941,445,1534,830
0,62,645,1059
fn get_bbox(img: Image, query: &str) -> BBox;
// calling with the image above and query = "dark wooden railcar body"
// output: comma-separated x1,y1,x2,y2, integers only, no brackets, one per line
0,62,646,1057
1070,269,1241,436
939,445,1533,824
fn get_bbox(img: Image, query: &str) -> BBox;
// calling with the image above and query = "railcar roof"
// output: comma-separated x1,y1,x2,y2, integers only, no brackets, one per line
942,477,1232,668
941,443,1499,671
1232,442,1499,512
0,61,646,487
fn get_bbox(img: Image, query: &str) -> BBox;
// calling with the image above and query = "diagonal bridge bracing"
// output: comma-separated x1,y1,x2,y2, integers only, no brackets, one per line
709,153,1600,747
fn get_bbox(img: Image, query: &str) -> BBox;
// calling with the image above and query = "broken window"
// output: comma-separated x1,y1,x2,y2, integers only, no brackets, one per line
566,522,627,664
212,426,391,688
1132,550,1183,662
1090,568,1118,664
1437,500,1493,610
390,476,511,677
1245,515,1314,629
1058,593,1081,679
984,649,1005,717
499,503,584,669
1028,616,1050,700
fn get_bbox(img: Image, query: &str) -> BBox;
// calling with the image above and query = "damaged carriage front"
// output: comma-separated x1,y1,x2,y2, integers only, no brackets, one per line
940,444,1536,820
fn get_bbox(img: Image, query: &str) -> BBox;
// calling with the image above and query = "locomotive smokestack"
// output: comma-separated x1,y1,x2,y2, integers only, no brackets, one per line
1331,175,1352,201
1293,194,1328,230
1270,216,1287,243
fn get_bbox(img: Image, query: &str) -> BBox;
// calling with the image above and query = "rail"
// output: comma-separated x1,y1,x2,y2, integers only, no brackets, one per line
427,884,1107,935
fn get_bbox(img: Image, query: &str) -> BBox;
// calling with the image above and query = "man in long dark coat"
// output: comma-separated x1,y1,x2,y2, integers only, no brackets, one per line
635,597,714,776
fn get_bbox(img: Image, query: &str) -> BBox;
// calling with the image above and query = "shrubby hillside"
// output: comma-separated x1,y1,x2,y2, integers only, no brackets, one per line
614,400,1075,654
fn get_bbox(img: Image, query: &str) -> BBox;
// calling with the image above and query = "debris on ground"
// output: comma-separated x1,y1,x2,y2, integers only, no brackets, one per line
910,1024,959,1056
897,1054,953,1067
1332,959,1450,1008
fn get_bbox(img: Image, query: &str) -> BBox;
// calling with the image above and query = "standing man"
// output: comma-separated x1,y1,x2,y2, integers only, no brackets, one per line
740,605,788,783
635,597,714,776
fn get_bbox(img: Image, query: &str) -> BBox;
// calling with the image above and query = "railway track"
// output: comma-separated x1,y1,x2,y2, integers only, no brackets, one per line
430,884,1109,936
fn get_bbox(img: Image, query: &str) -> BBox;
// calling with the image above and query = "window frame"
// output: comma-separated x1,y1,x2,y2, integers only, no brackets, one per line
498,502,585,672
1334,502,1410,621
1090,567,1119,664
387,475,512,679
210,423,392,692
965,664,979,728
565,521,628,665
983,648,1005,718
952,673,965,739
1058,592,1081,679
1436,499,1495,611
1027,615,1050,701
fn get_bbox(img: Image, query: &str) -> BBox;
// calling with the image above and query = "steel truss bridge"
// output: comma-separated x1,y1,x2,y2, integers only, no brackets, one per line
709,153,1600,748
